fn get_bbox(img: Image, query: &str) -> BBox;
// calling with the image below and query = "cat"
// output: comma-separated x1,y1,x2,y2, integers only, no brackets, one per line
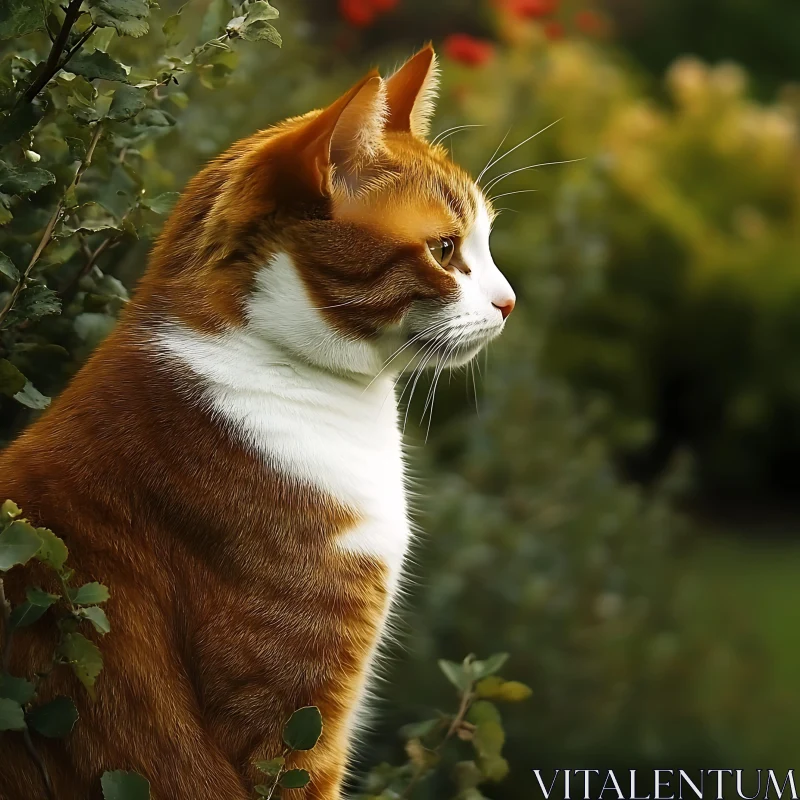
0,45,515,799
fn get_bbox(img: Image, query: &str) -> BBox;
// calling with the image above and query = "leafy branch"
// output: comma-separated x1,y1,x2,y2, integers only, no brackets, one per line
20,0,88,105
0,499,126,799
253,706,323,798
362,654,531,800
0,123,104,329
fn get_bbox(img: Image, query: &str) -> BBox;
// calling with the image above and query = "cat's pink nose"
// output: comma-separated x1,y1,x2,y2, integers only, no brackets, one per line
493,297,515,320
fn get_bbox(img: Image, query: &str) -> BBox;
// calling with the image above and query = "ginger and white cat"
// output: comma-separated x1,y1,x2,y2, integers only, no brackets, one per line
0,46,514,799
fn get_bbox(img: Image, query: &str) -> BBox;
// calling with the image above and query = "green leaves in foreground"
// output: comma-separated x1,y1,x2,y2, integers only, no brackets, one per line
254,706,323,797
101,770,151,800
0,697,26,731
27,696,79,738
282,705,323,751
0,519,43,571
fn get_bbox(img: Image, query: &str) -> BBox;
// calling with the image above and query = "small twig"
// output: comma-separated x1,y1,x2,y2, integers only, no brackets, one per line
60,232,118,303
399,686,475,799
21,0,85,105
59,23,98,71
22,729,56,800
0,578,14,672
0,122,104,328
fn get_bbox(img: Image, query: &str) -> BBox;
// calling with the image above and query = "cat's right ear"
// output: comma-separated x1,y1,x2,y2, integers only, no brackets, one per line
299,70,387,196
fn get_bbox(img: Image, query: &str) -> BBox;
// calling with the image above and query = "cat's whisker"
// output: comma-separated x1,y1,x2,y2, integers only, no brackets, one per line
365,319,456,395
401,336,444,434
482,158,585,193
478,118,563,185
309,298,362,311
423,336,461,441
488,189,539,202
470,358,481,417
476,128,511,184
431,123,484,146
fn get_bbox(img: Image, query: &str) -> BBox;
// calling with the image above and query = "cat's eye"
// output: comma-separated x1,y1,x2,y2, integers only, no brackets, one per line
427,237,455,269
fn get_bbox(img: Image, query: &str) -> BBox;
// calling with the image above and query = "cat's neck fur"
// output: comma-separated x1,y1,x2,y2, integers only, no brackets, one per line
152,318,412,589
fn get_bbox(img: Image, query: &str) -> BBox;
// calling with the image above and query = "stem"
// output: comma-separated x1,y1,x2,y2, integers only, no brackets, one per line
60,232,118,303
398,686,475,799
0,578,13,672
264,747,290,800
60,23,98,70
21,0,86,105
0,122,103,329
22,728,56,800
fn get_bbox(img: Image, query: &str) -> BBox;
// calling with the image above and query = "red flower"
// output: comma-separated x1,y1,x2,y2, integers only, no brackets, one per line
543,20,565,40
338,0,376,27
575,9,609,36
442,33,496,67
505,0,559,18
369,0,400,10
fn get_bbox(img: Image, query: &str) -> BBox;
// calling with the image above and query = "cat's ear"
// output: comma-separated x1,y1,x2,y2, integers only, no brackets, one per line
301,70,387,195
384,45,439,139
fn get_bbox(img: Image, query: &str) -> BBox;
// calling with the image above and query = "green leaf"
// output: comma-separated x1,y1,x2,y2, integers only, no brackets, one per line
282,706,323,751
14,380,51,410
65,136,87,161
255,756,285,776
78,606,111,635
0,193,12,225
399,718,441,740
228,0,281,44
27,696,78,738
438,659,471,692
0,104,45,147
67,51,129,83
471,720,505,760
254,786,271,797
0,500,22,522
101,770,151,800
0,0,48,40
69,582,110,605
0,674,35,705
0,358,26,398
162,6,187,47
478,754,509,782
0,519,42,571
89,0,150,38
280,769,310,789
0,697,25,731
466,700,501,727
34,527,68,571
2,281,61,329
0,161,55,197
0,251,19,282
10,587,59,628
471,653,509,681
245,0,279,21
59,633,103,694
107,85,147,121
141,192,179,215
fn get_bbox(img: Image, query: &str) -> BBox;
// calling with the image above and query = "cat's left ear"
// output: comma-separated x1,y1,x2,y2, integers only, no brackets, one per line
384,44,440,139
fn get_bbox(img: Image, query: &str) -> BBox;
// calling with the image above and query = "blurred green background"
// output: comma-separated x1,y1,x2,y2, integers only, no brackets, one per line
3,0,800,796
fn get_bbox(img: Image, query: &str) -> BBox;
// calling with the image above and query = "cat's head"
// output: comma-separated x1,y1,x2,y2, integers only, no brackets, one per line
145,46,515,378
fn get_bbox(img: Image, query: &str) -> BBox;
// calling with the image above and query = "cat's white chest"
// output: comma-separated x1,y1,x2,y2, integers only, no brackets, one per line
153,324,412,589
